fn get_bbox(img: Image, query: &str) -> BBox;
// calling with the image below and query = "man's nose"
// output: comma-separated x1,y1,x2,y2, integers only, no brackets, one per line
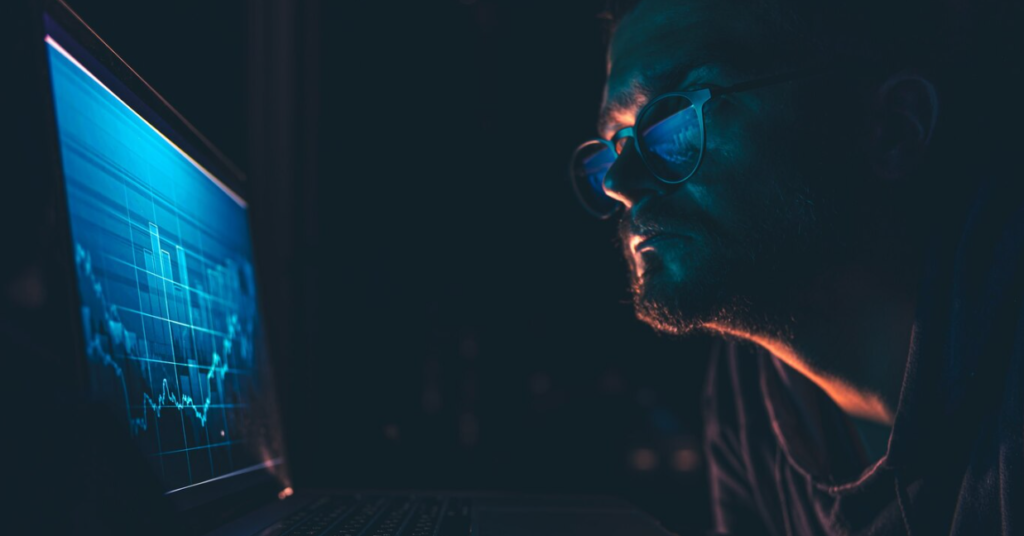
602,141,670,210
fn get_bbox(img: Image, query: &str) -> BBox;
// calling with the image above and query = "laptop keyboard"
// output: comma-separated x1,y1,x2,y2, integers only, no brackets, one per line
256,495,471,536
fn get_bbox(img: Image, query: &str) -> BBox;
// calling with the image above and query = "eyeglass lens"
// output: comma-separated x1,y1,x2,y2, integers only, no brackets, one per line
638,95,701,182
570,141,618,218
570,95,701,217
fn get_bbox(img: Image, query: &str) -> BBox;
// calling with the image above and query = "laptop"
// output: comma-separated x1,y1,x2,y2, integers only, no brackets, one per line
34,1,679,534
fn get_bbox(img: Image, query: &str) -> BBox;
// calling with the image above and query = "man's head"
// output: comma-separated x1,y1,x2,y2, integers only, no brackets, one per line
594,0,961,339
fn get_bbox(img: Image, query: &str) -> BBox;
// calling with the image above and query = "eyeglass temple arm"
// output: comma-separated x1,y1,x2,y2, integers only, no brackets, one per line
713,64,837,97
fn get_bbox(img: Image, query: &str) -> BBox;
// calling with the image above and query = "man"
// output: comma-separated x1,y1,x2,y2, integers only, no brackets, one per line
569,0,1023,533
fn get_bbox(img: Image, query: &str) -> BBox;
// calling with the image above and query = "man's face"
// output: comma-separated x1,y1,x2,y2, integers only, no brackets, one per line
602,0,872,336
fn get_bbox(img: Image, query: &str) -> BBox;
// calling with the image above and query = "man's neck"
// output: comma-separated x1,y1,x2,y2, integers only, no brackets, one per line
706,264,917,426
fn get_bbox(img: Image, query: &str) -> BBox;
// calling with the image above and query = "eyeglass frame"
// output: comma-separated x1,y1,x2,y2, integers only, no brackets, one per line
570,64,836,219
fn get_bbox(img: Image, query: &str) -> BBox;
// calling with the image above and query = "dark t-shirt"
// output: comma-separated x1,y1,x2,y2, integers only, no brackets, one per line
703,177,1024,536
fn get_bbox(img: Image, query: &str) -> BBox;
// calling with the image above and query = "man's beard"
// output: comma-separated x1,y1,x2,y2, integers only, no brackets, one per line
620,182,829,340
626,230,762,337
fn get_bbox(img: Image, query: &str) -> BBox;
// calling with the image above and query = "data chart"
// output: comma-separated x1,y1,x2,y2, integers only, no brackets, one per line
48,32,277,493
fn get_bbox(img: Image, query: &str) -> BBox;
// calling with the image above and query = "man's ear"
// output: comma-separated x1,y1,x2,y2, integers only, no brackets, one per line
867,71,939,180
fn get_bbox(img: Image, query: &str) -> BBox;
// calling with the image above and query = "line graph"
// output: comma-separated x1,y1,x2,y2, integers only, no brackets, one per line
48,29,280,493
78,241,235,435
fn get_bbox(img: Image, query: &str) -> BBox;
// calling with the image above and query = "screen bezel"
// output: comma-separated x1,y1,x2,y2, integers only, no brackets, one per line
37,0,291,527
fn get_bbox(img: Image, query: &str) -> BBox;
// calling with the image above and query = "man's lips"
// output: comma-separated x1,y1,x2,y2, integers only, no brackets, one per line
630,233,686,254
629,232,685,281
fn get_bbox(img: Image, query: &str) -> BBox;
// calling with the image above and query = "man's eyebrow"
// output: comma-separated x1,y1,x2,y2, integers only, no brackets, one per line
597,61,712,138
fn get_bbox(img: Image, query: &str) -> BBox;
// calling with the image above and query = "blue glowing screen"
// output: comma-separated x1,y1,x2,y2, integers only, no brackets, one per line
46,16,281,494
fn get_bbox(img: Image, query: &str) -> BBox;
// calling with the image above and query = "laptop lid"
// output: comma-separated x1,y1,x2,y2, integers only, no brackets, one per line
40,0,290,521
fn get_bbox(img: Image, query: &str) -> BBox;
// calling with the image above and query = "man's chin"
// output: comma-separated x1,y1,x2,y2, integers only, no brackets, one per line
631,274,720,336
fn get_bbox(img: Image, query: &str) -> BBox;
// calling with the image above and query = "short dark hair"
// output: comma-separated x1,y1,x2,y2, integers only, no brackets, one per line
598,0,948,69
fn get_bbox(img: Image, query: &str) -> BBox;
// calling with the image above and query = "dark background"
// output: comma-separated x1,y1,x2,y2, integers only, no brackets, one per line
48,1,718,533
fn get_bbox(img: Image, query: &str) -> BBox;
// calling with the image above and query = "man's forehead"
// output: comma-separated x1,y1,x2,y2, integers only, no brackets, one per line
600,63,711,138
599,0,752,137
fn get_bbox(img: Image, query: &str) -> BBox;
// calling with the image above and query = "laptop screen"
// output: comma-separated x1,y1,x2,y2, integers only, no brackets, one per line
44,11,285,501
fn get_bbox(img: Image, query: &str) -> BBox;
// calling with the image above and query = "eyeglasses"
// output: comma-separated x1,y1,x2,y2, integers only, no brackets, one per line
570,66,832,219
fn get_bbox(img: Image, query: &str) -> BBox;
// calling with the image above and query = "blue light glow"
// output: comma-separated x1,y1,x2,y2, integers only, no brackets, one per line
47,29,275,493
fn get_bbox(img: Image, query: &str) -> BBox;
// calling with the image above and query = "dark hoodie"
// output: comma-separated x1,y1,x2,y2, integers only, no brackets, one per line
703,171,1024,535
